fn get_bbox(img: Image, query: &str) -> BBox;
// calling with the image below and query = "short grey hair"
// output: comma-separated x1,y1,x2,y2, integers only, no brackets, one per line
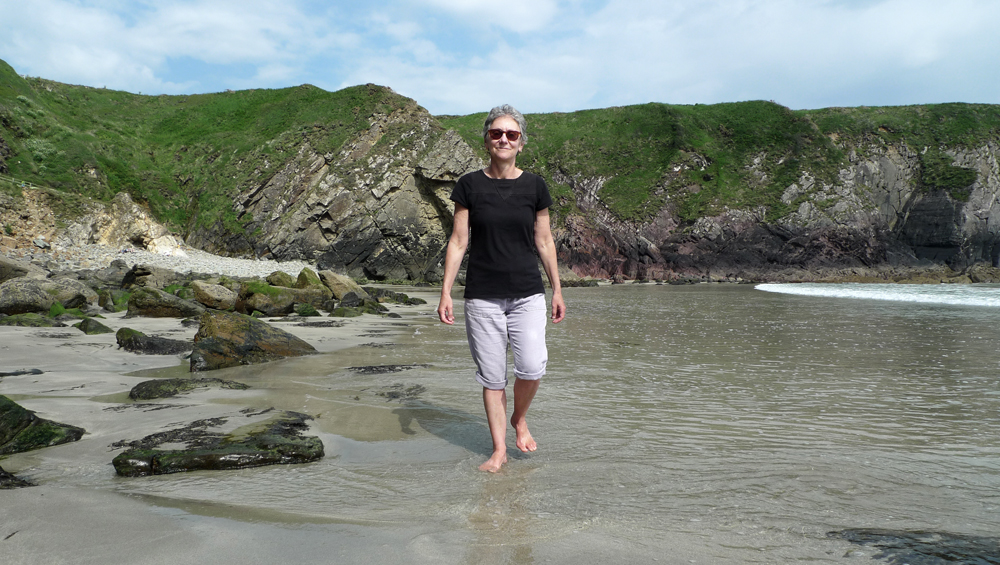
482,104,528,145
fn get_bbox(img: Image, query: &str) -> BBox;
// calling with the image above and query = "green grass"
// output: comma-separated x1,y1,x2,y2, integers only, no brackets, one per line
440,101,844,222
0,60,416,233
4,55,1000,238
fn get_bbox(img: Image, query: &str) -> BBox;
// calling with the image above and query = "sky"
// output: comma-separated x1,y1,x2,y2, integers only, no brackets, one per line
1,0,998,116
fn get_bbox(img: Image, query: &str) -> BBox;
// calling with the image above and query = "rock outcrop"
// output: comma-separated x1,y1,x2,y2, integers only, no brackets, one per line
0,395,85,455
186,110,483,282
111,411,323,476
116,327,193,355
126,287,206,318
190,310,317,372
0,278,55,315
57,192,184,255
128,377,249,400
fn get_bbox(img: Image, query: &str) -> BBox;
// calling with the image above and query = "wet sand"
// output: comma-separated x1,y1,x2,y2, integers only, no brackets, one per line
0,299,455,565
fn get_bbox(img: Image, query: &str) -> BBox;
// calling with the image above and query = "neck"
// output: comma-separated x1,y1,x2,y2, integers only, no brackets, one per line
485,160,521,180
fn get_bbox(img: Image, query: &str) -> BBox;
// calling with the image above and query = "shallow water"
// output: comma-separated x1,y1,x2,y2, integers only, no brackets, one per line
12,284,1000,563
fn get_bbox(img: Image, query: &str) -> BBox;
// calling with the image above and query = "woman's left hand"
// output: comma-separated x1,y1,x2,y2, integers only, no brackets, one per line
551,292,565,324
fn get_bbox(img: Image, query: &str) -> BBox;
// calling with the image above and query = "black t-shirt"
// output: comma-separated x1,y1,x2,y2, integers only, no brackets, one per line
450,170,553,299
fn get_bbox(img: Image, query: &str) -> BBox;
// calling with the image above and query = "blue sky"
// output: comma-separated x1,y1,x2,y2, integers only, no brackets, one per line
1,0,998,115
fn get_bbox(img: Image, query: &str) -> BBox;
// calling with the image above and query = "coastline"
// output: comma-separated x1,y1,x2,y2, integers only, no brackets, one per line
1,299,444,565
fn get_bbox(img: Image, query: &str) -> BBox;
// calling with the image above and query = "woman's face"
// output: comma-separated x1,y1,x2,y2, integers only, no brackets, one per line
485,115,523,162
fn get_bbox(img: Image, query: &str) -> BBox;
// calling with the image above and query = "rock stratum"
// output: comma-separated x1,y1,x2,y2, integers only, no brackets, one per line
3,58,1000,283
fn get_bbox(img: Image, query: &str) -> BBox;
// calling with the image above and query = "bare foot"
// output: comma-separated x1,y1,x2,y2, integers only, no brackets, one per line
512,418,537,452
479,451,507,473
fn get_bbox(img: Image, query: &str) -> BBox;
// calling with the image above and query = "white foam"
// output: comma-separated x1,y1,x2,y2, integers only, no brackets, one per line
755,282,1000,308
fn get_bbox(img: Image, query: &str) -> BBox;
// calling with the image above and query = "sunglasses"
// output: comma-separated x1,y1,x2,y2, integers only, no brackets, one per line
487,129,521,141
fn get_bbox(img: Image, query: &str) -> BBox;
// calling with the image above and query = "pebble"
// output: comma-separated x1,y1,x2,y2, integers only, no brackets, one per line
4,243,318,279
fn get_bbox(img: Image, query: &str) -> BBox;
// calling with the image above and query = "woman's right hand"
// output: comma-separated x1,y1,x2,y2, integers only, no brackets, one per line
438,294,455,325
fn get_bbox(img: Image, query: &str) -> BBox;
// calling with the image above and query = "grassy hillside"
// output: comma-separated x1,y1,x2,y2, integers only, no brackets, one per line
3,58,1000,237
0,59,416,233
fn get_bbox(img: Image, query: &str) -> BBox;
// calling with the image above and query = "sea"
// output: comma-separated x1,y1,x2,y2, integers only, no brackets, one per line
18,283,1000,563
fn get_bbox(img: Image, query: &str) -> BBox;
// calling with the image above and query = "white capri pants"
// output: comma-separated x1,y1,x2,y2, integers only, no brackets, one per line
464,293,548,390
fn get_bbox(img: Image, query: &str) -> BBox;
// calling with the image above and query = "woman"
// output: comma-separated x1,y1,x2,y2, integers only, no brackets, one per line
437,104,566,473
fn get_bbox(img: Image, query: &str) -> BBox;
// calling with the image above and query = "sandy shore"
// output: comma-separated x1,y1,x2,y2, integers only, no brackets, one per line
0,292,448,565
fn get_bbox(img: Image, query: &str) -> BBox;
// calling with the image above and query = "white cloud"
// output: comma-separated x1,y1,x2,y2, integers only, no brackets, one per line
0,0,998,113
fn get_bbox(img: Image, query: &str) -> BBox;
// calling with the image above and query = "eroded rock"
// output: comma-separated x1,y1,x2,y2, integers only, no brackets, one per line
116,327,193,355
111,411,324,476
126,287,205,318
0,278,55,315
0,395,85,455
128,377,250,400
190,310,316,372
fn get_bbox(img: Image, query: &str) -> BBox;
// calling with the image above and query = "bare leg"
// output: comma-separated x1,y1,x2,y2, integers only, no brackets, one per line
480,387,508,472
511,378,539,452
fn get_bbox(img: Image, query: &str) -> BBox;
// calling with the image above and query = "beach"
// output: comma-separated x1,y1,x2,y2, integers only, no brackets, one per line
3,253,1000,563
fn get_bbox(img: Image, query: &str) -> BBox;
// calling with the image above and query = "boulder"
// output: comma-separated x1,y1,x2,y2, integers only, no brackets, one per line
126,287,206,318
191,280,237,310
0,465,34,489
190,310,316,372
128,378,250,400
295,267,323,289
0,313,64,327
0,255,47,283
265,271,296,288
79,258,132,289
39,278,99,308
363,286,428,305
0,278,55,315
73,317,113,335
318,270,370,300
97,288,130,312
121,263,182,290
112,411,324,476
116,328,192,355
237,282,330,317
0,395,85,455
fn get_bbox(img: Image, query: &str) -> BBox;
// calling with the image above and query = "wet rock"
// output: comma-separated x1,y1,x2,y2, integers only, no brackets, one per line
0,278,55,315
339,291,363,308
111,411,324,476
362,286,427,305
330,306,363,317
73,317,113,335
373,383,427,402
190,310,316,372
0,464,35,488
831,528,1000,565
126,287,206,318
0,395,85,455
0,313,65,327
190,280,237,310
350,364,428,375
116,327,193,355
128,377,250,400
0,369,44,377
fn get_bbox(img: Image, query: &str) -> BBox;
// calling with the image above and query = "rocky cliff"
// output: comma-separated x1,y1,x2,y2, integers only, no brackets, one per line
185,108,483,281
3,57,1000,283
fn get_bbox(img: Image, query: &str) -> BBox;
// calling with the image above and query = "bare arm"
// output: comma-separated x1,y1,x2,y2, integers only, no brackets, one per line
437,204,469,325
534,208,565,323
